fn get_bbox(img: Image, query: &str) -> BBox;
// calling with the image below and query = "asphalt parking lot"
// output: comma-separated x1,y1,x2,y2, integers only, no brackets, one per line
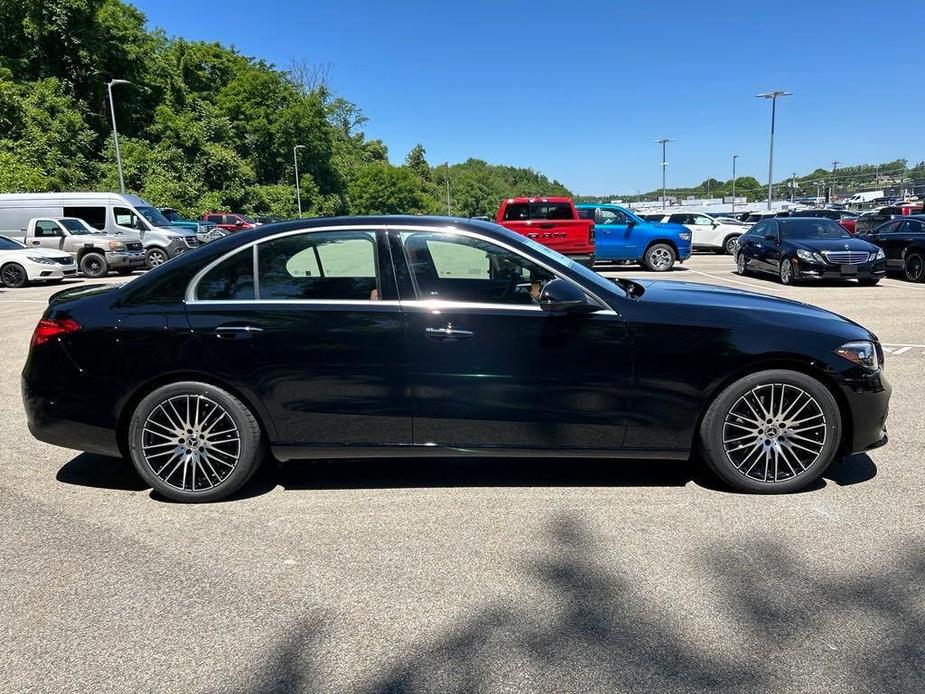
1,254,923,693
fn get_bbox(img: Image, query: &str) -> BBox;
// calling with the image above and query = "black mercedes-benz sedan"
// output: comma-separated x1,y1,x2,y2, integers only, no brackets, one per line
22,216,891,502
736,217,887,285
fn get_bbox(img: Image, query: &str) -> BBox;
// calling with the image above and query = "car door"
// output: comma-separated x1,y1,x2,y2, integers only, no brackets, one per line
867,220,903,269
691,215,721,247
392,227,631,450
31,219,66,250
738,222,766,272
185,226,412,447
594,207,636,260
760,221,783,271
894,220,925,269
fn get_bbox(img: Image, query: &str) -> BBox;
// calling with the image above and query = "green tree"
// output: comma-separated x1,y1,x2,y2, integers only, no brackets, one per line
348,163,426,215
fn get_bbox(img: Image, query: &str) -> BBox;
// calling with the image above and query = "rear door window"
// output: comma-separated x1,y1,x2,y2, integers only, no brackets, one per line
196,249,256,301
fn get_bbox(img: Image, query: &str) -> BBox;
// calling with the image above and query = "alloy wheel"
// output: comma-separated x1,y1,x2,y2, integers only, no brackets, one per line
141,394,241,492
906,253,924,282
650,247,672,270
725,237,738,255
1,264,26,287
722,383,826,483
148,250,167,267
780,259,793,284
736,254,746,274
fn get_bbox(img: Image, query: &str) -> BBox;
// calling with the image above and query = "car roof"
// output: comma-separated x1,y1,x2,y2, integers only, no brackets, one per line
504,196,571,203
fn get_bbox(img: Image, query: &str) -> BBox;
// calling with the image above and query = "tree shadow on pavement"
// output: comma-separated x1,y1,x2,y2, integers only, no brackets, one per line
224,514,922,693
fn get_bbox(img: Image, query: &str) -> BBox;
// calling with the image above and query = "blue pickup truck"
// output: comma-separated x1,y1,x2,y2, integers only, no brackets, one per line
576,203,692,271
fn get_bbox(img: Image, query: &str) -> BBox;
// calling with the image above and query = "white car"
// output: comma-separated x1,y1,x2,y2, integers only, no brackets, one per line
0,234,77,288
639,212,744,254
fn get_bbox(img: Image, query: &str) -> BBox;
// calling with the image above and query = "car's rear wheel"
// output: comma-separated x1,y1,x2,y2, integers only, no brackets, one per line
1,262,28,288
699,370,841,493
80,252,108,278
904,253,924,282
779,257,797,285
127,381,264,502
723,235,740,255
644,243,676,271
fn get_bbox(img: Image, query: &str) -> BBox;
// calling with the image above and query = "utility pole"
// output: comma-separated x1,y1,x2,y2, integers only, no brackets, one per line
830,161,840,204
756,90,792,210
655,139,674,210
293,144,305,217
731,155,739,213
790,173,797,203
445,162,451,216
107,79,132,193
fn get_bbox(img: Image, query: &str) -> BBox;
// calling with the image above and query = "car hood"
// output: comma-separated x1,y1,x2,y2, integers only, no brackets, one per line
630,279,873,340
644,221,688,235
14,247,72,259
788,237,877,253
154,225,198,236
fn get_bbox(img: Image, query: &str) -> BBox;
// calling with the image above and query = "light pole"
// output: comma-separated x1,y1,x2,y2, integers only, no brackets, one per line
731,154,739,213
293,144,306,217
830,160,839,204
756,90,792,210
107,79,132,193
655,139,674,210
791,173,797,203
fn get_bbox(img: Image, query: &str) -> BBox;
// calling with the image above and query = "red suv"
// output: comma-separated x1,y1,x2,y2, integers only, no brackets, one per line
202,212,258,233
495,197,595,267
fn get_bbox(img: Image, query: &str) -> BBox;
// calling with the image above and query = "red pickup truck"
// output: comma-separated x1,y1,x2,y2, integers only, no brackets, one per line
495,197,595,267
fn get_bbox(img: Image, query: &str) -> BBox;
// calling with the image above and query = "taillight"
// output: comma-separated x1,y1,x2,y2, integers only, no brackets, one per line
589,223,596,243
31,318,81,347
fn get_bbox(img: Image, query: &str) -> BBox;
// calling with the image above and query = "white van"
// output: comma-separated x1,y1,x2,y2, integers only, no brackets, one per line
846,191,884,205
0,192,201,268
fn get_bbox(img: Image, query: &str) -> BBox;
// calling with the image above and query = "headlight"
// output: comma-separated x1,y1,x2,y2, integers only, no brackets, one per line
26,255,57,265
108,240,126,251
795,249,824,263
678,231,692,241
835,340,880,370
874,248,885,260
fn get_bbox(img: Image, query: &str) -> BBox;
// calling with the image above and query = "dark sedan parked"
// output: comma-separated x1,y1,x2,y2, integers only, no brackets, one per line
865,215,925,282
736,217,886,285
23,217,890,502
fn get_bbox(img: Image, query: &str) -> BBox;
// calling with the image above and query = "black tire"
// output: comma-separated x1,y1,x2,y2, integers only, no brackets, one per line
0,262,28,288
145,248,168,269
699,369,842,493
858,278,880,286
115,267,135,276
779,257,797,285
643,243,676,272
904,252,925,283
80,252,108,278
735,252,749,275
723,235,741,255
127,381,264,503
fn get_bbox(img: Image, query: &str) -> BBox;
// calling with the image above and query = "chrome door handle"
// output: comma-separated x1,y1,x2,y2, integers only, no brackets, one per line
425,326,474,341
215,325,264,339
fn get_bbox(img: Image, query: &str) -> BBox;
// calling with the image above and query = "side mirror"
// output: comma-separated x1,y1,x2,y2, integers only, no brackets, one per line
539,278,599,314
235,220,245,227
626,219,636,228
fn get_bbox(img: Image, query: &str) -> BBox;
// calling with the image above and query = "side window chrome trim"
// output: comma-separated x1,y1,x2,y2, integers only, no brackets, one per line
185,222,611,310
187,299,402,307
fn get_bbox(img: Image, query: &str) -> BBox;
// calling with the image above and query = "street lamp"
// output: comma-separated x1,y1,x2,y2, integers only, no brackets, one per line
293,144,306,217
731,154,739,213
655,139,674,210
756,90,792,210
107,79,132,193
830,160,840,204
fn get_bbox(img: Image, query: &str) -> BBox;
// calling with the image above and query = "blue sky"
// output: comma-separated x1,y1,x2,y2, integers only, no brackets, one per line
133,0,923,195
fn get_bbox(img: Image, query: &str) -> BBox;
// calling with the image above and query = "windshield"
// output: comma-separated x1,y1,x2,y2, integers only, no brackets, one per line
779,219,853,240
238,214,255,224
161,209,181,221
59,218,94,234
515,233,625,298
0,235,25,250
135,206,173,227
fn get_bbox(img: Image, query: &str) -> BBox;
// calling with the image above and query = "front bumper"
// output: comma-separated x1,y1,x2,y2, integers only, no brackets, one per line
839,367,891,454
24,262,77,281
106,251,146,269
794,258,887,281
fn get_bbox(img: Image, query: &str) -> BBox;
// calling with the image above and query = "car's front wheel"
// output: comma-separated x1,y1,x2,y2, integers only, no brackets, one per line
643,243,676,271
699,369,842,493
904,252,924,282
80,252,109,278
779,257,797,285
127,381,264,502
735,253,748,275
1,262,28,288
145,248,168,269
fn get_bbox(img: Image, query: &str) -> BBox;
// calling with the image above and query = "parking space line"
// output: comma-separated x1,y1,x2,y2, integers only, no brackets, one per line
684,269,785,292
0,300,49,304
880,280,925,292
